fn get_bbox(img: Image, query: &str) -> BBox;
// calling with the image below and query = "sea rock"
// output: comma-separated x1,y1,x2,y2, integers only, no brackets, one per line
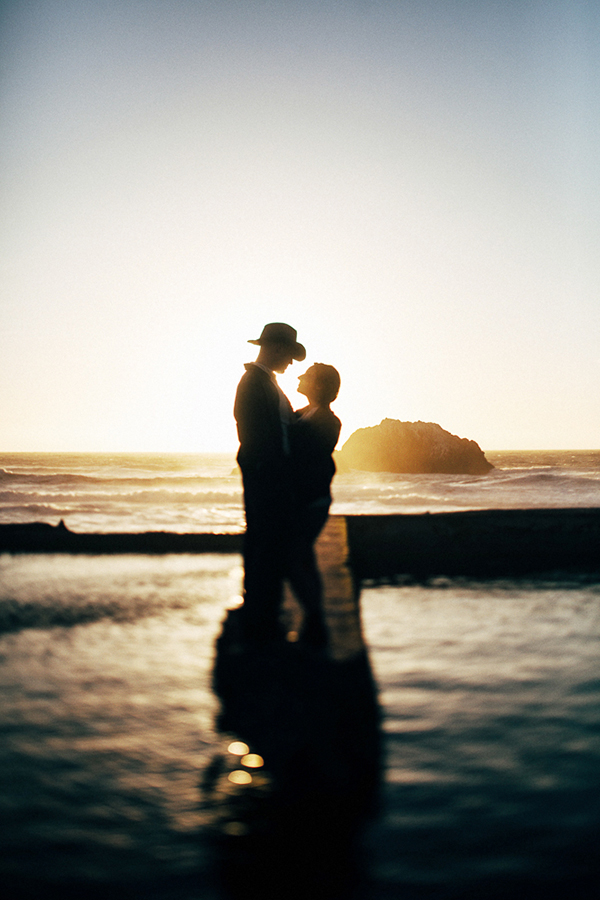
335,419,494,475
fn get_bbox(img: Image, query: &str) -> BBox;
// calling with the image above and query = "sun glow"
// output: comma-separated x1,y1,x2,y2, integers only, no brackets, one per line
2,2,599,452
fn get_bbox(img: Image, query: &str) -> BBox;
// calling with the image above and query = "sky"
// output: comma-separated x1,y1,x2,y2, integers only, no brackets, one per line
1,0,599,452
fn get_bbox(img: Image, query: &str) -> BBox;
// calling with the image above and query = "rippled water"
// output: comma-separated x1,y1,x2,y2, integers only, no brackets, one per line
361,578,600,897
1,554,599,898
1,449,599,897
0,554,243,898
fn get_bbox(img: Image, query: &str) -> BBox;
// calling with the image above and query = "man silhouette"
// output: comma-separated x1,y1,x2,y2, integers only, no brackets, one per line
234,323,306,643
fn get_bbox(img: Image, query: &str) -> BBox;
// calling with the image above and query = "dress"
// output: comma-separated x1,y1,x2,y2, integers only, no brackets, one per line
234,363,294,642
289,405,341,647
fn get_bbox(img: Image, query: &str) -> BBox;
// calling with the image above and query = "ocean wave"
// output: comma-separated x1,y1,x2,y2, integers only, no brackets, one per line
493,469,579,484
0,469,238,487
101,489,242,503
1,452,598,532
0,593,199,635
0,487,241,504
0,470,118,485
0,491,35,502
0,486,243,516
0,504,79,520
493,464,600,481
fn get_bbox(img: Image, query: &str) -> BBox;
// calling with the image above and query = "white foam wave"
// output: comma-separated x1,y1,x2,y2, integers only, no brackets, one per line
1,452,599,532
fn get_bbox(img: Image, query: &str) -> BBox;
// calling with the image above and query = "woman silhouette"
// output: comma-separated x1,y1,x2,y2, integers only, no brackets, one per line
289,364,341,649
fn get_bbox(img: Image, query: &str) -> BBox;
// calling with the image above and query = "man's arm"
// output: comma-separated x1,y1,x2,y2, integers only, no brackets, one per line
234,368,284,467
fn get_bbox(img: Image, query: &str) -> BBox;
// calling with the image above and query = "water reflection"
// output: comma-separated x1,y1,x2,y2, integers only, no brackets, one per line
201,607,382,899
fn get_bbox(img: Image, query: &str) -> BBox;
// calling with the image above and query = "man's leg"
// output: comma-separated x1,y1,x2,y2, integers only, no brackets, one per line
240,474,290,643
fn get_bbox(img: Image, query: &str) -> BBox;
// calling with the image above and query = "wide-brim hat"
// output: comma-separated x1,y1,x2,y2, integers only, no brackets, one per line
248,322,306,361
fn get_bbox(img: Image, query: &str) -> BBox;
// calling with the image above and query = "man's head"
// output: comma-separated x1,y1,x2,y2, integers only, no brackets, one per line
249,322,306,374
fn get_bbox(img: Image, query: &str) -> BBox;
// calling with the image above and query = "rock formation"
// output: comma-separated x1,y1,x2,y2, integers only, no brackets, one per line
335,419,494,475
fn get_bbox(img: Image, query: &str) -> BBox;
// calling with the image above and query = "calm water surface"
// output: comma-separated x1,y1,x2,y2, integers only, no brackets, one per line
1,554,599,897
361,578,600,896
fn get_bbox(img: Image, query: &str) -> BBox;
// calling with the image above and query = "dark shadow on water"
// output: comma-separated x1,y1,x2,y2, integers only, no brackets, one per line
201,607,383,900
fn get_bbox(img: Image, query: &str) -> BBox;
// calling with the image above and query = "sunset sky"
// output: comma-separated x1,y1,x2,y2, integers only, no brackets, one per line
1,0,599,452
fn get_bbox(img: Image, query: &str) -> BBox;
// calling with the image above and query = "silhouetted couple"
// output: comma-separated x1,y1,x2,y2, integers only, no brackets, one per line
234,322,341,650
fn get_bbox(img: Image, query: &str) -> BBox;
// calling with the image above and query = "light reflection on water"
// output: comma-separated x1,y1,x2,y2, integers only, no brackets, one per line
1,555,599,897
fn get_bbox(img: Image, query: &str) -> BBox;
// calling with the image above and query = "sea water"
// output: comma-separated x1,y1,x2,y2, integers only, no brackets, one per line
1,452,600,897
2,450,600,532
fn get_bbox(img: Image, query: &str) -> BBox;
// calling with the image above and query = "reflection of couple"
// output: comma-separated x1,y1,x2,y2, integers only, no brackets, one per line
234,322,341,650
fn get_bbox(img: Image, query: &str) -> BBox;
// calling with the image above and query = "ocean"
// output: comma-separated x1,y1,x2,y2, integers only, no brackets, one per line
2,449,600,533
1,451,600,898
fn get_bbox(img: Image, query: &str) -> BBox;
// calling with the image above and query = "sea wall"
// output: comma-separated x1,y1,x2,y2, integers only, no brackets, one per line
345,509,600,578
0,522,243,555
2,512,600,576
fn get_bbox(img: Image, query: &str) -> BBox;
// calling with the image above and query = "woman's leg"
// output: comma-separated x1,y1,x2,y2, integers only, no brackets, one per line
288,505,330,648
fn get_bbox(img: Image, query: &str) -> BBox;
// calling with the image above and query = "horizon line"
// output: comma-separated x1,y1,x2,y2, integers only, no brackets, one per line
1,448,599,455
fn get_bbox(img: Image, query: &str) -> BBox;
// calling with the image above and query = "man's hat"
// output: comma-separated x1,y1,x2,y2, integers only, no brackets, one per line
248,322,306,361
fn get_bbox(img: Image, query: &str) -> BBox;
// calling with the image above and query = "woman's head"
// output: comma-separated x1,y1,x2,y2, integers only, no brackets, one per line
298,363,341,406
